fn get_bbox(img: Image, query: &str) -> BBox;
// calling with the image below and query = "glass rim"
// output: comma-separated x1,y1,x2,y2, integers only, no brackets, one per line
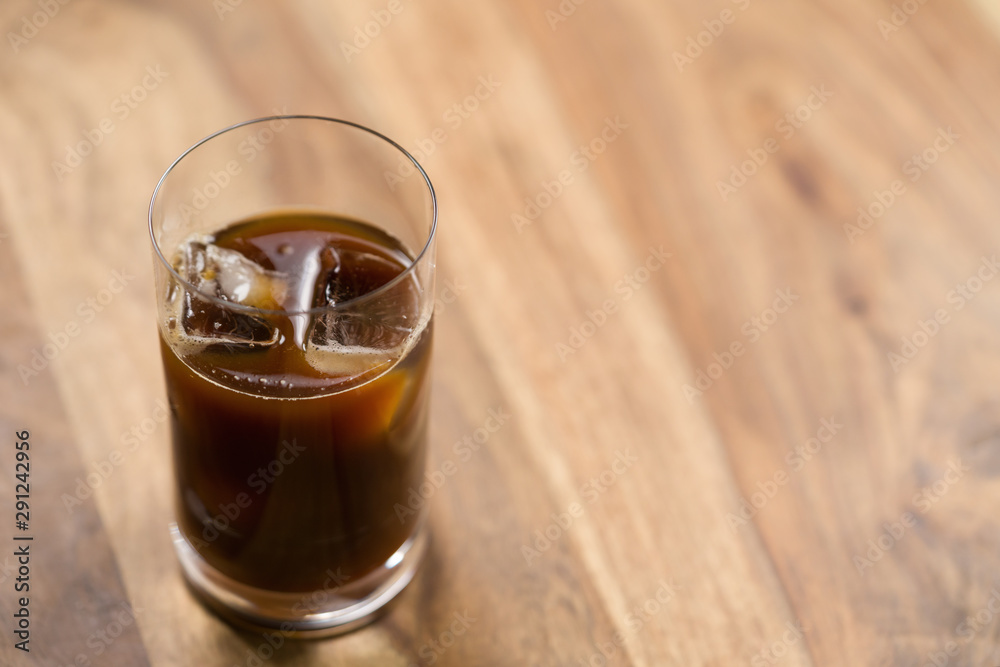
148,115,438,317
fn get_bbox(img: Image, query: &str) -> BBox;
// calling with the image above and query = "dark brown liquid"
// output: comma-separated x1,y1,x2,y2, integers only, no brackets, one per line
161,212,431,593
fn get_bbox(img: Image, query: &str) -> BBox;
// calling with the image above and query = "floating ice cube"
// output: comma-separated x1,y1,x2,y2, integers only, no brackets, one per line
171,237,283,350
181,240,288,309
313,311,412,350
178,291,280,350
314,246,406,307
299,237,423,376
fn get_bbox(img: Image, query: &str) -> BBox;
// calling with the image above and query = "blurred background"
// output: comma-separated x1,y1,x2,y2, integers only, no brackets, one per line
3,0,1000,665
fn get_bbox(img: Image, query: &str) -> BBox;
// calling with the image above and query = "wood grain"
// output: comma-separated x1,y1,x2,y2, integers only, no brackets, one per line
0,213,150,664
2,0,1000,664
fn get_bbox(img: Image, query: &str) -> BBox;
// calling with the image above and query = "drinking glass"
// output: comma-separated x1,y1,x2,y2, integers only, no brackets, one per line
148,116,437,636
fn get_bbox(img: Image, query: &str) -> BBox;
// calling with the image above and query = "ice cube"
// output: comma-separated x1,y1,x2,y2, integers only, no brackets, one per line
171,238,283,350
304,301,424,379
180,240,288,310
178,290,280,350
304,239,425,377
313,311,411,350
308,241,419,344
314,247,405,307
303,337,398,380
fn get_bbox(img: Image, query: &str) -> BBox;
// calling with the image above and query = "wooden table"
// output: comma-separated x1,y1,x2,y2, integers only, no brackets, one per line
3,0,1000,664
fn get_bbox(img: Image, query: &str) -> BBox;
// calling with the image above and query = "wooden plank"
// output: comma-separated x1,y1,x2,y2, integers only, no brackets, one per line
0,224,149,664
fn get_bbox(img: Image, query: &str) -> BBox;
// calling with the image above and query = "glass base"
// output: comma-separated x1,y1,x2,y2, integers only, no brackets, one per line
170,522,427,638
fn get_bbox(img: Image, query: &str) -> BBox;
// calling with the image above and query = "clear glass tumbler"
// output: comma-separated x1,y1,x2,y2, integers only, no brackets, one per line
148,116,437,637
